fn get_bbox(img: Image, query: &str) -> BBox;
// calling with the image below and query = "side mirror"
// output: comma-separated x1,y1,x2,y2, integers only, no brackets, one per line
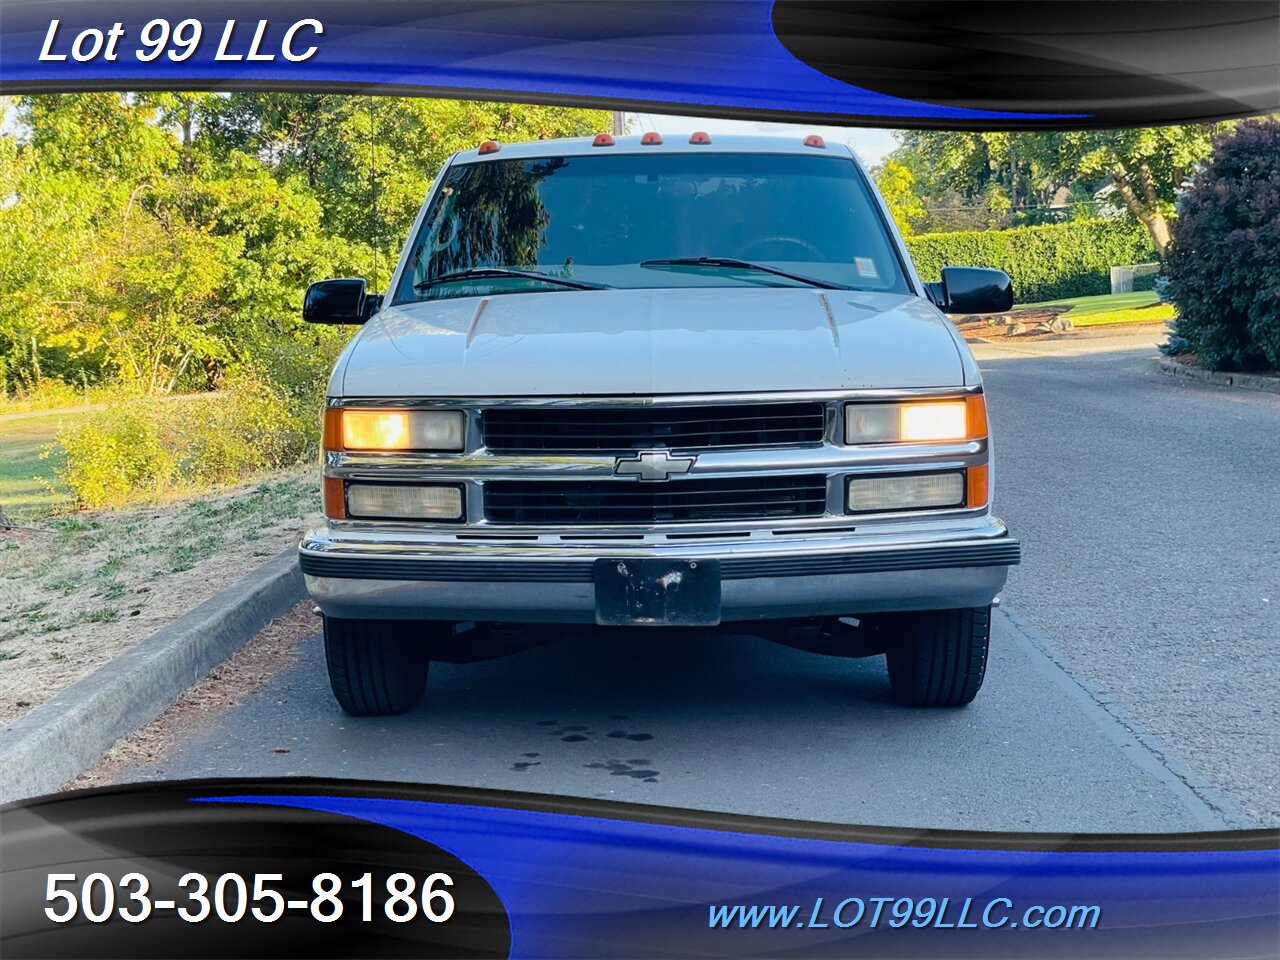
928,267,1014,315
303,278,381,324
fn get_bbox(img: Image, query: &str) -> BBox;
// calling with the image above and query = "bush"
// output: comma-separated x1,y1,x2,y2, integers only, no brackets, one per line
178,373,313,486
1160,321,1194,358
1164,118,1280,372
51,404,179,508
53,375,314,509
0,378,85,413
904,220,1157,303
0,377,142,414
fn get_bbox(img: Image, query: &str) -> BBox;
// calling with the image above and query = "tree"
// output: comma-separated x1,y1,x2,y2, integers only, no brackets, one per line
1051,125,1229,256
890,125,1231,254
22,93,176,180
197,95,608,288
84,206,239,393
0,159,106,389
873,158,926,236
890,130,1074,230
1,93,610,397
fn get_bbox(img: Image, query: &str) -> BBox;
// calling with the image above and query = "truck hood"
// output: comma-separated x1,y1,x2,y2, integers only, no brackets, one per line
338,287,968,397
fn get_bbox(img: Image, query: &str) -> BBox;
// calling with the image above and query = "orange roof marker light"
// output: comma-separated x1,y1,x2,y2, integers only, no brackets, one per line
477,140,500,155
803,134,827,148
688,131,712,145
592,133,616,147
640,132,664,145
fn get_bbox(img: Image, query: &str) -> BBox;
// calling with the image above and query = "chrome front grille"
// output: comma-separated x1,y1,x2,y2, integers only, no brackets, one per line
483,476,828,525
482,402,825,452
325,389,990,532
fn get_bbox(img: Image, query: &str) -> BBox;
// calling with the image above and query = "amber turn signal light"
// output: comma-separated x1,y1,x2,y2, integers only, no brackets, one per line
322,475,346,519
966,464,989,509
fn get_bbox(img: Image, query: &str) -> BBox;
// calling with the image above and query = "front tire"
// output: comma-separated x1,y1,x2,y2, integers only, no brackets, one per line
323,616,431,716
883,606,992,707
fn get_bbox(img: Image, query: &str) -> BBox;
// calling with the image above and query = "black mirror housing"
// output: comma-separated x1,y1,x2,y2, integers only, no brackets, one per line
934,267,1014,315
303,278,380,324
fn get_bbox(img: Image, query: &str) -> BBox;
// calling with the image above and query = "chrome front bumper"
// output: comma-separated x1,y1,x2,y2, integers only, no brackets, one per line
300,515,1019,623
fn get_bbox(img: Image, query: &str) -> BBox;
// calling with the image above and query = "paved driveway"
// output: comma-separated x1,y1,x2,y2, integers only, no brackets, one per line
105,334,1279,831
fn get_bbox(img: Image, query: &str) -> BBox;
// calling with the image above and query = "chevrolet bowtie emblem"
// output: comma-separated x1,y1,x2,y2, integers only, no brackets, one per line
614,450,697,481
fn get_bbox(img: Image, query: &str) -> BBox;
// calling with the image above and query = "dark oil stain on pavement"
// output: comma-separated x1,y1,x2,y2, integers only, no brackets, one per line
551,724,593,742
586,758,659,781
511,750,543,771
607,730,654,742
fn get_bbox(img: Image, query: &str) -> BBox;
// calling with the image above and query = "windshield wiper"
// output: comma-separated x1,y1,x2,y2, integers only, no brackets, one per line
414,267,612,293
639,257,850,290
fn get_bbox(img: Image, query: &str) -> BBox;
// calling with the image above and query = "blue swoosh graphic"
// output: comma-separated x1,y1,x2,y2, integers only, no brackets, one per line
0,0,1084,122
198,794,1278,958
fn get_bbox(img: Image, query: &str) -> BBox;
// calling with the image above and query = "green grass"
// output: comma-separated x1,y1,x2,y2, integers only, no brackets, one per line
168,533,226,573
1013,290,1175,327
0,411,85,521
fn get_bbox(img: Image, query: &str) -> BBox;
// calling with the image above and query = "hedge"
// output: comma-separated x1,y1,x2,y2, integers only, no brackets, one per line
904,220,1158,303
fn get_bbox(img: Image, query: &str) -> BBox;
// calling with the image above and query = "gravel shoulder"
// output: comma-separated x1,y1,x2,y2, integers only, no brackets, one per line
65,601,314,792
0,470,319,725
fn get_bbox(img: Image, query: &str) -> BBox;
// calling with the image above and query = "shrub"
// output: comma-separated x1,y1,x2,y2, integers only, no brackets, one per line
904,220,1157,303
53,376,314,510
1164,118,1280,371
177,373,313,486
51,404,179,508
1159,321,1194,358
0,377,143,414
0,378,84,413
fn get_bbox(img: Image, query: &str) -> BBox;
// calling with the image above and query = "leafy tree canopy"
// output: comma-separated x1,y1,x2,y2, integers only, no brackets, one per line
0,93,608,395
872,158,926,236
887,123,1232,253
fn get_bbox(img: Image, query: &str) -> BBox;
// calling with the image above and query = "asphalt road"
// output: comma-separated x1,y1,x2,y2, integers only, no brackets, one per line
977,335,1279,829
106,335,1278,832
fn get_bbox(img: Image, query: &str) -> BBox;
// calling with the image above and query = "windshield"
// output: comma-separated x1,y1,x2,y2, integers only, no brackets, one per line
393,152,909,302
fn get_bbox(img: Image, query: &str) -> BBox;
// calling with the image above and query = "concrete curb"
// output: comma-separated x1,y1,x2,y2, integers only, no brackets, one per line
0,548,304,803
1158,358,1280,395
997,605,1251,830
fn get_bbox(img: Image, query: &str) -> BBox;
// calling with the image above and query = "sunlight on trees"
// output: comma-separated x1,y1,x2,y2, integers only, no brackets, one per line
0,93,608,397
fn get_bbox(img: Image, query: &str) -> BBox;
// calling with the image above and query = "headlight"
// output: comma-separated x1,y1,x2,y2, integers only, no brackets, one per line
844,397,984,444
345,483,464,520
330,408,466,451
847,472,965,513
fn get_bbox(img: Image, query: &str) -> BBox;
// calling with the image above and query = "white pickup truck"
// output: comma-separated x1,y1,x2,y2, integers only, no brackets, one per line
300,132,1020,716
